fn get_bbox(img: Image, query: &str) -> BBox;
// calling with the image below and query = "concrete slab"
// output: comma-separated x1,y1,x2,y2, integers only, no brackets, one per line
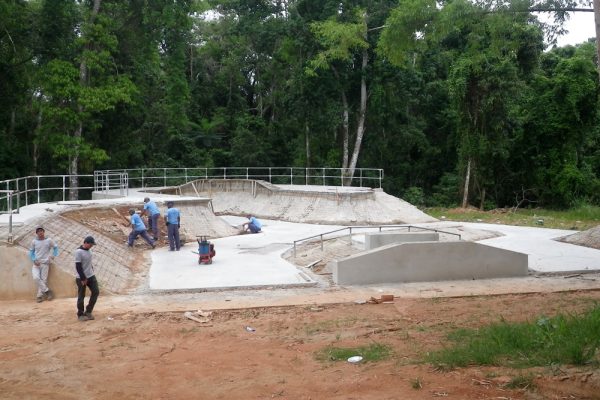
455,222,600,273
149,216,345,291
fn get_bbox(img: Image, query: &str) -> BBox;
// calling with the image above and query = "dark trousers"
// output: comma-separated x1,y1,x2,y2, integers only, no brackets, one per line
150,213,160,239
167,223,180,250
76,275,99,316
128,229,155,247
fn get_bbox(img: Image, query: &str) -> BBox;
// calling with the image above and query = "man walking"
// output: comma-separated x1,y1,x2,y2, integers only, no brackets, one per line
142,197,161,240
75,236,99,321
128,208,156,249
164,201,181,251
29,227,58,303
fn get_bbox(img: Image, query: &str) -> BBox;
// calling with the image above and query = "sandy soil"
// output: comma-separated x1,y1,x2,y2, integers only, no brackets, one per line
1,290,599,399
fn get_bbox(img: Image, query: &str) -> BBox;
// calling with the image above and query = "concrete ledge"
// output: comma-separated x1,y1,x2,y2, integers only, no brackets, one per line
332,241,528,285
365,231,439,250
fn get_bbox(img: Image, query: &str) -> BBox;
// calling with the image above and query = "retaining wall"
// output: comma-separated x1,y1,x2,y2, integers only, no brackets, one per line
332,241,528,285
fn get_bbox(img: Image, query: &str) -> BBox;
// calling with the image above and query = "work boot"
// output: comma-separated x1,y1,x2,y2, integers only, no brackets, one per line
78,315,89,321
84,312,95,320
36,296,44,303
44,290,54,301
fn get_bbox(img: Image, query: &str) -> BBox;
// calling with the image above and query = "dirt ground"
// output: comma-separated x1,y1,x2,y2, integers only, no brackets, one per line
1,290,600,399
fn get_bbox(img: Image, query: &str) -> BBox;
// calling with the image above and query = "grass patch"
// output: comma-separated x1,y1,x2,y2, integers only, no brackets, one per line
425,205,600,230
427,305,600,369
316,342,393,363
505,374,536,390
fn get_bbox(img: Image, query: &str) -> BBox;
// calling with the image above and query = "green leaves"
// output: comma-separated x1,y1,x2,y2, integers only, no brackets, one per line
306,9,369,75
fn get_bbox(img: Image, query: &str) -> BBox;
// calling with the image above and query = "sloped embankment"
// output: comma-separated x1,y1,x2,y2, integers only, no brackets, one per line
559,225,600,250
173,179,437,225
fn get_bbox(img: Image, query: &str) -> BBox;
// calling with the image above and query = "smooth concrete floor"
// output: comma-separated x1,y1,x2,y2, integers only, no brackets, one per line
149,216,345,291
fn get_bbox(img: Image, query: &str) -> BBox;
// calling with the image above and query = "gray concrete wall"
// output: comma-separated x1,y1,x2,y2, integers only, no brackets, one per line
0,245,76,300
332,241,528,285
365,232,439,250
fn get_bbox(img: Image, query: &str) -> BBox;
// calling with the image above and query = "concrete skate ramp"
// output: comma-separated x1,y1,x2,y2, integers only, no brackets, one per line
559,225,600,250
332,241,528,285
1,214,141,300
163,199,238,239
171,179,436,225
0,245,76,300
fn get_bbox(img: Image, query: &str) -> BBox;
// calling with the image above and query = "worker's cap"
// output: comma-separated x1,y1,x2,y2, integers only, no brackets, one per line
84,236,96,245
35,227,45,233
167,201,174,207
143,197,150,202
129,208,136,215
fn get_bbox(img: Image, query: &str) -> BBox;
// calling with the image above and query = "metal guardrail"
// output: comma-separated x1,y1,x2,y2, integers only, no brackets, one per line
93,167,384,189
94,170,129,196
0,175,95,214
0,190,14,243
292,225,462,257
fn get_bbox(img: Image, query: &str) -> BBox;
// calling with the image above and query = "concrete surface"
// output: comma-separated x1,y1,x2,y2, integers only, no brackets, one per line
149,216,345,291
332,241,528,285
365,231,439,250
2,185,600,300
0,245,76,300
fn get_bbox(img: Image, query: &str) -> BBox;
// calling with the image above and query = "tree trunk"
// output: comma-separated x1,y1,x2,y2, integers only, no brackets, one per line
594,0,600,78
331,67,349,171
479,187,486,210
462,158,471,208
70,0,102,200
305,121,311,172
345,44,368,186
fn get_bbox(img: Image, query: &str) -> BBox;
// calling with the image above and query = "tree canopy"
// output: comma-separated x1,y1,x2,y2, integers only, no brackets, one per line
1,0,598,208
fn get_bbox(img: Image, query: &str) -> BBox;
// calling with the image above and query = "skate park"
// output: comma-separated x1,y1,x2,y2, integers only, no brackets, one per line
2,167,600,303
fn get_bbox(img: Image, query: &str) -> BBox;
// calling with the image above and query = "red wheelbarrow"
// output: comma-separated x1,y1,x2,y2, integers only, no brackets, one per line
196,236,216,264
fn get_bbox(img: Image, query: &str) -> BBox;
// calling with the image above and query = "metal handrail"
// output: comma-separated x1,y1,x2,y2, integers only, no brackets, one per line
0,174,95,214
292,225,462,257
0,190,14,243
93,167,384,189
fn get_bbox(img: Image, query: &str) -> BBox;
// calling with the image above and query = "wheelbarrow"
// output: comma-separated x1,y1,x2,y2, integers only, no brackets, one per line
196,236,216,264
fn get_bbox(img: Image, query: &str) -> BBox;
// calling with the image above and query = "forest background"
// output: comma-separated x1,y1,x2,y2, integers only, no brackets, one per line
1,0,599,210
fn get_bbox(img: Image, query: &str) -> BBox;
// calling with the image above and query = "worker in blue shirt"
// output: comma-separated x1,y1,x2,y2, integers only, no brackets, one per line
128,208,156,249
242,215,262,233
164,201,181,251
142,197,161,241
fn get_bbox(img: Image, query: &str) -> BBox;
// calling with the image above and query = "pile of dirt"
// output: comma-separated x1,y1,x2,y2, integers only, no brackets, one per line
559,224,600,250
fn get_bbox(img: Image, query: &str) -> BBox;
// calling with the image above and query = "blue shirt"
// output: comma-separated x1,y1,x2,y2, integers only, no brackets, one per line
249,216,262,229
131,213,147,231
166,208,180,224
143,201,160,216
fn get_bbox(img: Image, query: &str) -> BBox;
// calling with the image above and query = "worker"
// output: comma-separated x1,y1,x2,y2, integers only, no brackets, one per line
128,208,156,249
142,197,161,241
242,214,262,233
164,201,181,251
29,227,58,302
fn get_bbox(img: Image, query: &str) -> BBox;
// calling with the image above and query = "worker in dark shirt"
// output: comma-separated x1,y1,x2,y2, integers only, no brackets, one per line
74,236,99,321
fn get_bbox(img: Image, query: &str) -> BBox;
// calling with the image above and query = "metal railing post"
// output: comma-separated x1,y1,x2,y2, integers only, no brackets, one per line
269,167,271,183
8,192,13,243
37,176,40,204
163,168,167,187
25,179,28,206
322,168,325,185
62,175,66,202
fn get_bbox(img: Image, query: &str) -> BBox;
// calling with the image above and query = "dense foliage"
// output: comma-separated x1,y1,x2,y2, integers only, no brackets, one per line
1,0,599,208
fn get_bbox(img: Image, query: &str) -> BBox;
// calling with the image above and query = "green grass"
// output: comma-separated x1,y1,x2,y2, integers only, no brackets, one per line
315,342,393,363
425,204,600,230
427,305,600,369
